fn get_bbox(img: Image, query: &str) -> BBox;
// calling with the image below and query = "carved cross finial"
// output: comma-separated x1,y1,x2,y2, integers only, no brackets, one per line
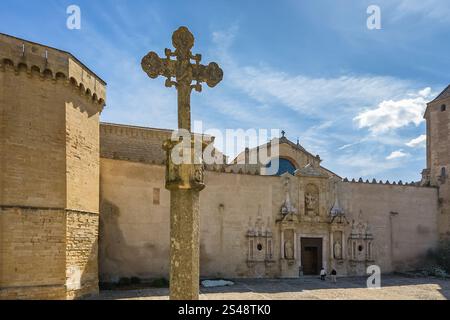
281,130,286,138
141,26,224,132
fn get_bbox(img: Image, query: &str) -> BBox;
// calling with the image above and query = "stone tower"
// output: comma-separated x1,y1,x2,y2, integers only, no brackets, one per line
0,33,106,299
422,85,450,239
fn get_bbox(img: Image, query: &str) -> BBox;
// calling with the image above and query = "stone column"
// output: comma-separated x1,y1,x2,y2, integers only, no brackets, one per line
170,189,200,300
141,27,224,301
164,138,206,300
330,232,334,260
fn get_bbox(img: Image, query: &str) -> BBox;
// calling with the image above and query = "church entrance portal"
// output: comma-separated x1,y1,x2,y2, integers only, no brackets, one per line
301,238,323,275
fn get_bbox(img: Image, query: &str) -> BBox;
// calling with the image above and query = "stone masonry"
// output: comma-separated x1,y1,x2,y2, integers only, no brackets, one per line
0,33,105,300
0,32,449,299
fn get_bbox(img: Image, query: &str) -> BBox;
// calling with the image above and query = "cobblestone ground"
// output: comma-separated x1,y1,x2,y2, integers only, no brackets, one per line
92,275,450,300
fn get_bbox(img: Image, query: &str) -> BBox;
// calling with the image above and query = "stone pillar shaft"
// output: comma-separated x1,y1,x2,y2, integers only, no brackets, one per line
142,27,223,301
170,189,200,300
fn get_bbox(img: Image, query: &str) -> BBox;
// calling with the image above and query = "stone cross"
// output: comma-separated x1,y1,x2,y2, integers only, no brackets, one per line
141,26,223,300
141,26,223,132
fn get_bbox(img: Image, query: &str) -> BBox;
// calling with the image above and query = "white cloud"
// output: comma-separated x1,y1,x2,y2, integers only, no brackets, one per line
392,0,450,24
209,27,431,181
354,88,432,134
334,152,404,177
406,135,427,148
386,150,410,160
211,27,420,120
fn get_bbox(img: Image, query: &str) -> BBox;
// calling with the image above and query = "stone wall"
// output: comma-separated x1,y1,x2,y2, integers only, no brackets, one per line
424,92,450,238
339,181,439,273
99,159,279,281
0,33,105,299
100,123,172,166
99,156,439,281
0,208,67,299
66,211,99,299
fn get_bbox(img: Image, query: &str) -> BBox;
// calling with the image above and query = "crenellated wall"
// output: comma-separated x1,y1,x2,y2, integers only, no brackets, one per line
0,33,105,300
338,181,438,274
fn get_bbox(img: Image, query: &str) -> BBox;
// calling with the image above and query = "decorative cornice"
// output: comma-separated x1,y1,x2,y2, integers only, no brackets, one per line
0,59,105,111
100,122,214,141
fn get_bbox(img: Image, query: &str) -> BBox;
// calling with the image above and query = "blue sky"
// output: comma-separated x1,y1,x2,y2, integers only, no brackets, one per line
1,0,449,182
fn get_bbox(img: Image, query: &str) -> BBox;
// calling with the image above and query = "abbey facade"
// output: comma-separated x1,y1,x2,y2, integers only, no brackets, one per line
1,33,449,299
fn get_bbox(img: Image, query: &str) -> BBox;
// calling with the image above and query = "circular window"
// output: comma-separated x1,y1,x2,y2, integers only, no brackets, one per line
266,158,297,176
358,245,364,252
257,244,263,251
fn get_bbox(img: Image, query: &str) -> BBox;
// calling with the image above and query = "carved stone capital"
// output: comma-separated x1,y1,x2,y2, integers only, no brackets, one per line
163,138,208,191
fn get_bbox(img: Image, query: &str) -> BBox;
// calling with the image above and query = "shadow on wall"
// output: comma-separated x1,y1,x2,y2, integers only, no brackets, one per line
99,200,166,283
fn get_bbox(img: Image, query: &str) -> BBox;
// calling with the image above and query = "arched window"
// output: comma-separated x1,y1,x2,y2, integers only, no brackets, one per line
266,158,297,176
442,104,447,112
441,167,446,178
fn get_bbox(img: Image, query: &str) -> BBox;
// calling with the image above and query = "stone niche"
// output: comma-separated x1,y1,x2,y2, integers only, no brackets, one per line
305,183,319,216
280,228,299,278
246,215,275,278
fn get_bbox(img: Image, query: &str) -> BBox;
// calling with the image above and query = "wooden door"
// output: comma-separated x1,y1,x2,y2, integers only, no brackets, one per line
301,238,323,275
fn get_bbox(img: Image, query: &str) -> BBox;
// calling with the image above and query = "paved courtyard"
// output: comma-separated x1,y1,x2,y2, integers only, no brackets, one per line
92,275,450,300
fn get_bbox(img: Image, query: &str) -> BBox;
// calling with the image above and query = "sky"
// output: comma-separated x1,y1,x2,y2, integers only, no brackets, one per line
1,0,449,182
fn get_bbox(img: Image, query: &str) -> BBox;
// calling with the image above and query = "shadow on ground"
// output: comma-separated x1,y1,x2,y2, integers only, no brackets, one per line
89,275,450,300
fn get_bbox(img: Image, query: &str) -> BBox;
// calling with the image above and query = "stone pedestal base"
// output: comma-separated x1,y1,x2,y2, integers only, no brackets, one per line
280,259,299,278
169,189,200,300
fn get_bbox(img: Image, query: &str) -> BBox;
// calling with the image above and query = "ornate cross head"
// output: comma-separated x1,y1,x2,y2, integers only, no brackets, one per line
141,26,223,93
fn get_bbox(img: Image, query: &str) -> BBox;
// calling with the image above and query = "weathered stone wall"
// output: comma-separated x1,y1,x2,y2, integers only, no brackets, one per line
100,123,172,166
0,61,66,208
66,100,100,213
100,123,214,166
99,156,439,280
0,208,67,300
0,33,105,299
424,93,450,238
99,160,170,282
66,211,99,299
339,182,439,273
99,158,279,281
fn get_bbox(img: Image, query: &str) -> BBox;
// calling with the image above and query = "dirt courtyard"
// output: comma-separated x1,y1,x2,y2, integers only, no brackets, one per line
91,275,450,300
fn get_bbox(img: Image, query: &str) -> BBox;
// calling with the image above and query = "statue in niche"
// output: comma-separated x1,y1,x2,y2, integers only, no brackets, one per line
305,193,316,210
305,184,319,216
281,175,297,215
284,240,294,260
334,240,342,260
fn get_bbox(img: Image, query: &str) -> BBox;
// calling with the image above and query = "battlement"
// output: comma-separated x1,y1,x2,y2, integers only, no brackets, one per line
342,177,429,188
0,33,106,109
